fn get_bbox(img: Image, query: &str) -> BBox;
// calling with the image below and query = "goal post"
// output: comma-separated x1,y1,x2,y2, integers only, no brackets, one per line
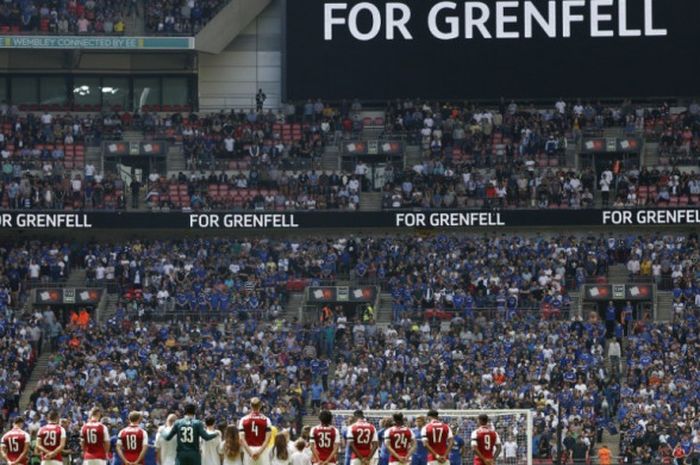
331,409,533,465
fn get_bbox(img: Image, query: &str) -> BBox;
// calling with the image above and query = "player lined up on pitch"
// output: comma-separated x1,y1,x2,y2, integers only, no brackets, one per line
1,403,503,465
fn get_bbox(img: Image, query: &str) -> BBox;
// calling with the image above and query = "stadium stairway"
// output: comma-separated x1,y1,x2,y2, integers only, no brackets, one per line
99,293,121,322
86,146,103,173
65,268,87,288
322,146,341,171
285,292,305,322
642,142,660,166
124,11,145,35
404,145,423,167
122,130,143,144
167,145,187,172
606,264,629,284
376,292,393,326
360,192,383,211
568,291,582,317
601,430,621,459
18,352,53,412
302,415,318,428
655,291,674,321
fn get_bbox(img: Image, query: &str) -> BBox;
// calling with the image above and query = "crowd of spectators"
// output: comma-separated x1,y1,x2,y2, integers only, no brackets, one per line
24,314,305,433
145,0,228,34
0,172,126,210
0,232,692,465
144,170,361,210
70,233,700,325
0,240,73,427
19,301,700,465
383,165,597,210
648,103,700,166
0,0,128,34
604,166,700,209
0,313,41,427
0,0,231,35
617,316,700,464
148,106,340,172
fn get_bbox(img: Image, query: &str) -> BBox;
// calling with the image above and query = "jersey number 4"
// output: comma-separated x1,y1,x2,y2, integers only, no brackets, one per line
180,427,194,444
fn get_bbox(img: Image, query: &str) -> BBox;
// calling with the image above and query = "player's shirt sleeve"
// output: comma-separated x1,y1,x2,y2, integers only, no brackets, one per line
334,428,341,445
309,427,317,445
237,419,245,434
372,427,378,443
470,430,478,447
117,429,124,447
494,432,501,445
162,423,177,441
446,426,453,440
265,418,272,432
345,426,354,442
143,429,149,446
383,428,393,447
421,426,429,445
60,427,67,441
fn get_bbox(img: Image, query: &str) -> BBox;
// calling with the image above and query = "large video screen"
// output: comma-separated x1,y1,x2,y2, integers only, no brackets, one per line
285,0,700,100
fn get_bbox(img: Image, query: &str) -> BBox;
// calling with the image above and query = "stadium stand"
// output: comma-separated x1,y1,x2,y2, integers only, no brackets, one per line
0,227,695,465
0,0,227,35
145,172,360,210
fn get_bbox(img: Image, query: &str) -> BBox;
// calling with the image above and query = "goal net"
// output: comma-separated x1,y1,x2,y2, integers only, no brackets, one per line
331,410,532,465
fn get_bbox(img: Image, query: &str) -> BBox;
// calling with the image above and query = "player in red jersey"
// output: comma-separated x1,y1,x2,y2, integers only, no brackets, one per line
37,411,67,465
421,411,453,465
310,410,341,465
117,411,149,465
346,410,378,465
238,398,272,465
470,415,501,465
81,407,111,465
1,418,31,465
384,413,415,465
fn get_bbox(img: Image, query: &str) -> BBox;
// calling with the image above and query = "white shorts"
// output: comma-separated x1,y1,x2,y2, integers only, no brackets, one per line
243,449,270,465
42,460,63,465
84,459,107,465
351,458,374,465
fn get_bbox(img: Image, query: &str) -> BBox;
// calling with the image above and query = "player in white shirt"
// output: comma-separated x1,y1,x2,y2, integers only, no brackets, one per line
502,439,518,465
201,418,222,465
155,415,178,465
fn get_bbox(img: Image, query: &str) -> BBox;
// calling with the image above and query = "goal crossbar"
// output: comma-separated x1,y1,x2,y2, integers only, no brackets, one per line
331,409,533,465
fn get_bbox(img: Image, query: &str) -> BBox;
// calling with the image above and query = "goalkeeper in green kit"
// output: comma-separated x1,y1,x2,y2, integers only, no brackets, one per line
162,403,221,465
